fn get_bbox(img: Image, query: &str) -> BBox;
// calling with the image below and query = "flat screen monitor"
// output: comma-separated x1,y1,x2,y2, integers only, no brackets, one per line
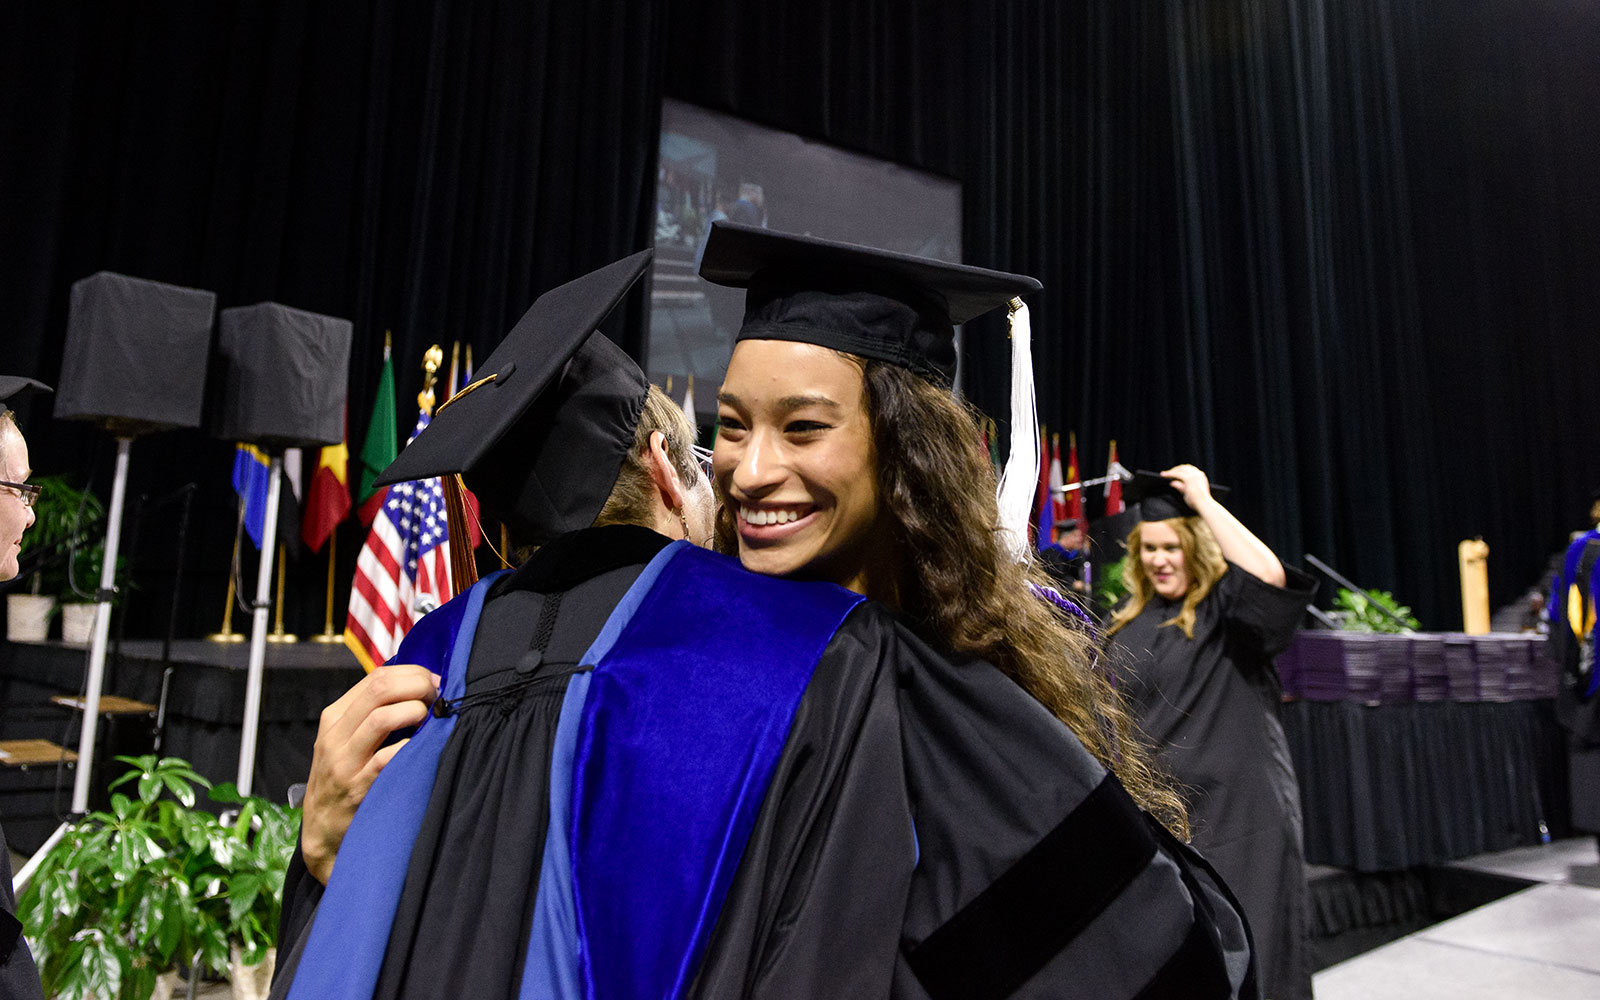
647,98,963,418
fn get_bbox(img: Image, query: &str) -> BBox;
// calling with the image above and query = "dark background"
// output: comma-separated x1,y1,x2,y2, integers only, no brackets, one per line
2,0,1595,637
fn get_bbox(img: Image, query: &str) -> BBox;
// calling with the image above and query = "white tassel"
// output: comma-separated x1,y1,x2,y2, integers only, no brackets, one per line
995,298,1040,563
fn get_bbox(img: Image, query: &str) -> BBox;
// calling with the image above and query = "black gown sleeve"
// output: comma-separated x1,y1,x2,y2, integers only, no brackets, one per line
1216,564,1316,659
887,623,1257,999
0,823,46,1000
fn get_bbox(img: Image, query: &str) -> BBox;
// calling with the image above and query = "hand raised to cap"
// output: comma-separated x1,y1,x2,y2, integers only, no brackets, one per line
1159,464,1215,510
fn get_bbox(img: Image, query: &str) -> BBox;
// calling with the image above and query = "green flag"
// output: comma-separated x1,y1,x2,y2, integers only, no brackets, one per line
356,342,397,525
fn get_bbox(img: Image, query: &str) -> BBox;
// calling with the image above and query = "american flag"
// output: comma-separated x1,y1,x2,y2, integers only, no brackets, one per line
343,412,453,672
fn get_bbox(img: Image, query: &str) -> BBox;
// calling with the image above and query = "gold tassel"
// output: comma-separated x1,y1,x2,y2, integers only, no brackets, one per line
443,474,479,594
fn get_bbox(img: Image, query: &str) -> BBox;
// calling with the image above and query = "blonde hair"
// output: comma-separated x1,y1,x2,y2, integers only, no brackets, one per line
592,385,699,529
1107,517,1228,640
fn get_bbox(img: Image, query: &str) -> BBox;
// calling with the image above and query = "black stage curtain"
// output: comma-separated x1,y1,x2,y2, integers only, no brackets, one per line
0,1,666,641
2,0,1596,642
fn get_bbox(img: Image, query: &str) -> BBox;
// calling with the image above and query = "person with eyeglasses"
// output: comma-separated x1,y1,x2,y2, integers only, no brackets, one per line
0,373,51,1000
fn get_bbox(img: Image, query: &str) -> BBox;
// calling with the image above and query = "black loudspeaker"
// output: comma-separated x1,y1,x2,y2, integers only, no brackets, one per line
54,272,217,434
211,302,351,450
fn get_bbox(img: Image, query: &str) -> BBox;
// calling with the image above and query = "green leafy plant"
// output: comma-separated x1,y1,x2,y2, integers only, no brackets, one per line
17,756,299,1000
15,474,104,596
60,542,134,608
1333,587,1420,634
1094,555,1129,608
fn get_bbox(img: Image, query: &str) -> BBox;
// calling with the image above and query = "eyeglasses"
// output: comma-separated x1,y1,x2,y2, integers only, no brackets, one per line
691,444,715,479
0,480,41,509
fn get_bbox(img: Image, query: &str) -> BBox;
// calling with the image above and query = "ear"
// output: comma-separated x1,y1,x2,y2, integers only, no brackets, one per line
645,431,688,514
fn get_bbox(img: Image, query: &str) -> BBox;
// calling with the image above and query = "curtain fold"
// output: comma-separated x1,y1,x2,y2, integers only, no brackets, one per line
2,0,1595,638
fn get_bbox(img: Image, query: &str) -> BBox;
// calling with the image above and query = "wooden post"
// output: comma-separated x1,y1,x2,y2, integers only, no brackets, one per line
1459,538,1491,634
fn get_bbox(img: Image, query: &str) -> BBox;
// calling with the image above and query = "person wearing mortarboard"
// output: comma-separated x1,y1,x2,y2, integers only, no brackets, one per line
1104,466,1317,1000
698,223,1255,998
0,375,52,1000
277,231,1257,1000
1038,517,1088,594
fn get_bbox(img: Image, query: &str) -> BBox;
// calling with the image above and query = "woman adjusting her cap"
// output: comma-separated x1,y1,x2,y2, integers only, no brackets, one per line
1107,464,1317,1000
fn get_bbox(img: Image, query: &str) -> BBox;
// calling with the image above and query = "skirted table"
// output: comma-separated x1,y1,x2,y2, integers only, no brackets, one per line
1276,631,1567,872
0,638,362,849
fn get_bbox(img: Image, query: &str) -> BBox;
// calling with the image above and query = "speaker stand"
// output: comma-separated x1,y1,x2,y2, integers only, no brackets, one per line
237,456,283,797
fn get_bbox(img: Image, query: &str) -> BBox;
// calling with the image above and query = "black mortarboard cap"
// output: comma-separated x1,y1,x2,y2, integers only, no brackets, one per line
1125,469,1232,522
698,222,1041,383
373,250,654,543
0,376,51,417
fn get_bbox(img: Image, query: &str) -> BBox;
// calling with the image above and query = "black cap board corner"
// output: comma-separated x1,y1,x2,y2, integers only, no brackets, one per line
373,249,654,543
697,221,1041,383
0,376,52,417
1125,469,1231,522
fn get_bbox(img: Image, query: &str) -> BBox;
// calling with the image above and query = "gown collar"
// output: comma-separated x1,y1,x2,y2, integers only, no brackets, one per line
491,524,674,597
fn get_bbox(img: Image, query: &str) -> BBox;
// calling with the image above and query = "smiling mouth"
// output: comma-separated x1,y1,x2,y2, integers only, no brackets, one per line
735,504,817,542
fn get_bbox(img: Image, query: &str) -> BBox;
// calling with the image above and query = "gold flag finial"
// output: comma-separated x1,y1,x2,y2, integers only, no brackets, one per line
418,344,444,415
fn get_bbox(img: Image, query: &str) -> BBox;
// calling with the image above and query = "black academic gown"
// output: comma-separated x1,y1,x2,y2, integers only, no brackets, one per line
0,824,47,1000
1108,565,1315,1000
273,525,1256,999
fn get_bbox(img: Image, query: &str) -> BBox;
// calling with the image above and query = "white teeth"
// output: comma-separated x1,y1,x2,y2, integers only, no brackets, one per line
742,507,801,526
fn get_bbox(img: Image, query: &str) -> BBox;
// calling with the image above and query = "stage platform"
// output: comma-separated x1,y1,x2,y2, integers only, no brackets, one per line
1315,837,1600,998
0,637,362,850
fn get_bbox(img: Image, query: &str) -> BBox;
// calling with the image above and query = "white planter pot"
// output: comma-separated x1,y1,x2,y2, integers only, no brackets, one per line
154,968,181,999
229,945,275,1000
5,593,53,642
60,602,98,645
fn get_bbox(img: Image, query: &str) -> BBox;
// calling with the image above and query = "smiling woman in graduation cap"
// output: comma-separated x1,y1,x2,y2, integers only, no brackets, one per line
275,240,1258,1000
697,223,1258,998
1105,466,1318,1000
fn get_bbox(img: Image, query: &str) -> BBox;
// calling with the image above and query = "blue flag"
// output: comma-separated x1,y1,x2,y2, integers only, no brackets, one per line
232,443,272,549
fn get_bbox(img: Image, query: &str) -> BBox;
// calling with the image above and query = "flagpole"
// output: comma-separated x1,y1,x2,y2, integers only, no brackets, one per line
311,532,343,643
267,544,297,643
206,496,246,640
1054,469,1131,494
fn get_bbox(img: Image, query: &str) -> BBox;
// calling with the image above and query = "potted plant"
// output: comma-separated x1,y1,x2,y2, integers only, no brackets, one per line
57,542,132,645
202,782,298,1000
1332,587,1420,634
17,756,298,1000
6,474,104,641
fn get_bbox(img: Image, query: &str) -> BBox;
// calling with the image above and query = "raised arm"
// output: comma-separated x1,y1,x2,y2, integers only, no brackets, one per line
1160,464,1287,588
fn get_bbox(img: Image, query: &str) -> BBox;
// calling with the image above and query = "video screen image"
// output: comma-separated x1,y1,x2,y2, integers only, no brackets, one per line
647,99,963,419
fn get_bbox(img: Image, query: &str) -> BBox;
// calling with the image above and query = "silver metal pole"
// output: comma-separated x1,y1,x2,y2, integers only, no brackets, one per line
237,455,282,796
70,436,132,814
12,818,71,893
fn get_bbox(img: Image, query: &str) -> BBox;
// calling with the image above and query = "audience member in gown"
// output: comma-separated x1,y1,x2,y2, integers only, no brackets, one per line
1105,465,1316,1000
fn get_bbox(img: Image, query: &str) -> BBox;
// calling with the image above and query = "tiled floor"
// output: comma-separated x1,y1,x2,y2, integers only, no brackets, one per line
1314,837,1600,999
